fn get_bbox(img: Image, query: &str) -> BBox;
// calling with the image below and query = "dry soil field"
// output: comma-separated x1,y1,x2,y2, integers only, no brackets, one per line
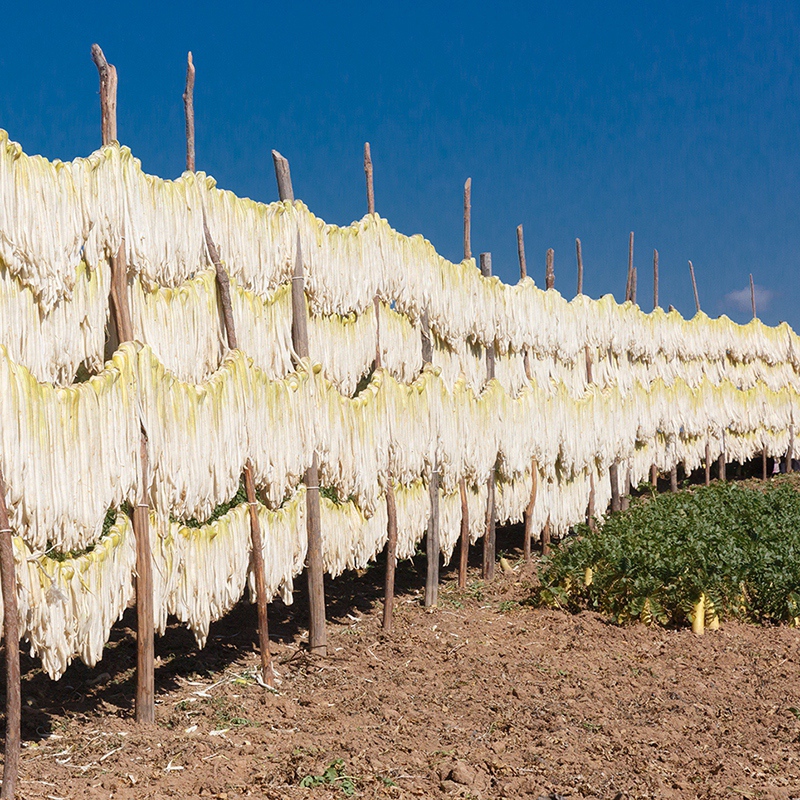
8,525,800,800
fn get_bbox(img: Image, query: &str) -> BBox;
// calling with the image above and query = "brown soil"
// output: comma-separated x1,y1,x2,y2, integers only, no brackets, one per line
9,525,800,800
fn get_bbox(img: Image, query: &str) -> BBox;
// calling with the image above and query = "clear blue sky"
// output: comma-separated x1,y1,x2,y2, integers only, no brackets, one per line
1,2,798,328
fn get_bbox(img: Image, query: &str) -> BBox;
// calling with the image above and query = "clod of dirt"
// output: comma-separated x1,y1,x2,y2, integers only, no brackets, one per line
449,760,478,785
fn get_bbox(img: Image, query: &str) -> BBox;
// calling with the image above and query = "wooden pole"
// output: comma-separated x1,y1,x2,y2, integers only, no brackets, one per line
751,275,768,477
364,143,375,215
631,266,637,306
202,216,275,684
0,472,19,799
93,45,156,724
270,153,326,653
420,312,440,606
456,189,474,587
362,154,399,631
183,52,196,172
585,347,596,529
516,225,527,279
463,179,472,261
705,440,711,486
626,231,634,301
689,260,700,313
670,464,679,493
653,249,659,309
576,238,583,295
517,225,539,561
518,227,537,558
291,239,327,652
650,250,660,488
382,483,399,628
133,440,155,721
272,150,295,203
542,248,554,552
609,462,621,512
481,253,496,580
90,44,118,144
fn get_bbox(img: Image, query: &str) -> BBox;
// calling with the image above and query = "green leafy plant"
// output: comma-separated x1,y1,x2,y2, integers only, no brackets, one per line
299,759,356,796
533,480,800,629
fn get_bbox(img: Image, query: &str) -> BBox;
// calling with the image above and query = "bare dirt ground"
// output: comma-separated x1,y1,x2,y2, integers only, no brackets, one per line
9,525,800,800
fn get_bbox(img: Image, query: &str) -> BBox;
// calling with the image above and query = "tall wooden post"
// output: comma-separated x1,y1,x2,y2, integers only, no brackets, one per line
480,253,496,580
751,274,768,479
518,226,537,559
90,44,118,144
609,462,621,512
689,261,701,313
705,441,711,486
93,43,155,724
420,312,440,606
0,472,19,799
631,267,637,305
361,148,399,631
517,225,527,279
456,183,473,588
462,179,472,255
271,151,327,654
364,143,375,215
650,249,659,490
183,53,196,172
625,232,634,301
202,217,275,684
576,238,583,295
541,250,554,552
653,249,659,310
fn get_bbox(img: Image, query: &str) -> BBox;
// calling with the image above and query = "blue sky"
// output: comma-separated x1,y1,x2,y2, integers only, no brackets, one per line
1,2,799,327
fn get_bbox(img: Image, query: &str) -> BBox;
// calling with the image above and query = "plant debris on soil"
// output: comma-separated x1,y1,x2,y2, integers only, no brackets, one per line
7,524,800,799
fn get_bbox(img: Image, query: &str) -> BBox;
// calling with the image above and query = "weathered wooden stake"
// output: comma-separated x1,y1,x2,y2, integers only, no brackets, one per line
576,238,583,295
705,441,711,486
751,276,768,477
456,185,473,587
271,151,327,654
631,266,637,305
650,250,660,488
653,249,659,309
202,216,275,684
183,52,196,172
625,232,634,301
90,44,118,144
517,226,537,558
272,150,295,202
481,253,497,579
0,472,19,799
689,260,700,313
545,248,555,290
420,312,440,607
463,179,472,262
362,153,399,631
364,143,375,215
517,225,527,279
670,465,679,493
609,462,621,512
93,44,156,724
382,484,399,629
